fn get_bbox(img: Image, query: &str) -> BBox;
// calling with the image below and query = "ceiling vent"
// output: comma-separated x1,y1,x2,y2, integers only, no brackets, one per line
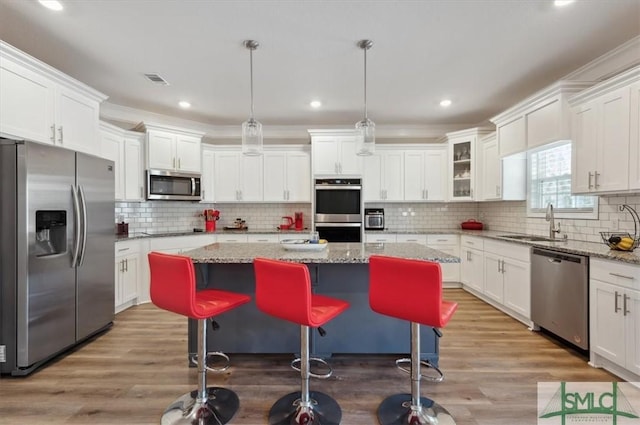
144,73,169,85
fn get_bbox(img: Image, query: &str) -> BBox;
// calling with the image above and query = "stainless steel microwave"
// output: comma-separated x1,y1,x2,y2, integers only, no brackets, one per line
147,169,201,201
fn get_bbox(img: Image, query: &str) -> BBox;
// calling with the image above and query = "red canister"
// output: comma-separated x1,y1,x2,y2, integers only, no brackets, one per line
460,219,483,230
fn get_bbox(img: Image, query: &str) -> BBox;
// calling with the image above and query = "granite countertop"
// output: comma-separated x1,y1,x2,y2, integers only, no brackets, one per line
116,227,640,265
185,242,460,264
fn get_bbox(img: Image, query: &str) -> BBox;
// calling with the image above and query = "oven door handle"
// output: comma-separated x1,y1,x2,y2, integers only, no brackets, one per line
315,222,362,227
314,185,362,190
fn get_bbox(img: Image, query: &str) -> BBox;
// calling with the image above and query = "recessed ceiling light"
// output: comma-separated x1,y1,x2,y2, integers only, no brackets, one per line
440,99,452,107
39,0,63,11
554,0,575,6
178,101,191,109
310,100,322,108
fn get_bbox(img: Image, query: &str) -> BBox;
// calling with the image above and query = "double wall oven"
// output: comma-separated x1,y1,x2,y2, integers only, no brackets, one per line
314,178,362,242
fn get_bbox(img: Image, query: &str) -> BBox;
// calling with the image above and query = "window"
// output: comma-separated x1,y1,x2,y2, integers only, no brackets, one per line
527,140,598,219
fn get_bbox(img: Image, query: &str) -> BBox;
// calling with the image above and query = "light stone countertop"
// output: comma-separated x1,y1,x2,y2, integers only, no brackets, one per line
116,227,640,265
184,242,460,264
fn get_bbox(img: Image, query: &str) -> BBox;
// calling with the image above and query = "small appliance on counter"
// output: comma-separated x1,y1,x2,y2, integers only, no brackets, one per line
364,208,385,230
279,216,294,230
116,215,129,236
460,219,483,230
294,212,304,230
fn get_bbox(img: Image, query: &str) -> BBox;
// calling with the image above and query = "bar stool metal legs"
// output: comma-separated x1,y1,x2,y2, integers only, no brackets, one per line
161,319,239,425
377,323,456,425
267,326,342,425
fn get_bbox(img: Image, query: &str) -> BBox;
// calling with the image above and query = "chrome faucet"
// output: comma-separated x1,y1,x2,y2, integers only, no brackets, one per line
545,203,561,239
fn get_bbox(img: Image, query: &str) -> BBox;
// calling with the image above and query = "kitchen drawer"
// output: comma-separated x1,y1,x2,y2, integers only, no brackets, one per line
484,239,530,262
591,258,640,290
248,234,279,243
427,234,458,245
216,234,248,243
396,234,427,244
461,235,484,250
149,235,216,252
365,233,397,243
115,240,140,256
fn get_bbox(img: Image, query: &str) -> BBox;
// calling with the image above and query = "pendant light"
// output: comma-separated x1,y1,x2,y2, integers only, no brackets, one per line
242,40,263,156
356,39,375,156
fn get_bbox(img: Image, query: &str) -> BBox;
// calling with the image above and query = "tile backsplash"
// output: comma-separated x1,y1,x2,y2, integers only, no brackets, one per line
117,194,638,245
115,201,312,234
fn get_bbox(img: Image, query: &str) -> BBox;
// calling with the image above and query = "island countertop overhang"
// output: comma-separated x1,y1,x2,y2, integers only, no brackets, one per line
184,242,460,264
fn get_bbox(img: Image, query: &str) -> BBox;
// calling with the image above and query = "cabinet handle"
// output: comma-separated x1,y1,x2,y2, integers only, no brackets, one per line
467,241,474,245
178,158,181,169
140,187,143,198
117,247,130,252
466,251,471,261
239,190,243,200
623,293,630,316
436,239,448,242
615,291,621,313
119,259,125,273
58,126,64,143
470,188,473,198
173,158,176,169
50,125,56,142
425,189,428,200
609,272,634,280
335,162,339,174
339,163,342,174
594,171,600,189
588,172,594,189
124,258,128,272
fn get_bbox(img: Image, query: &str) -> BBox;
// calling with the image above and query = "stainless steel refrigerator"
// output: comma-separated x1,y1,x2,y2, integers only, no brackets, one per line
0,140,115,375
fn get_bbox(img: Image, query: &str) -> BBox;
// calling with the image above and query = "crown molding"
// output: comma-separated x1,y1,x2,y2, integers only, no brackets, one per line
563,35,640,82
100,102,470,140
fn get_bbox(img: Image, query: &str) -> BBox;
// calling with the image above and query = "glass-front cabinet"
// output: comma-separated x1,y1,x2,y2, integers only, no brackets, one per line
446,128,492,201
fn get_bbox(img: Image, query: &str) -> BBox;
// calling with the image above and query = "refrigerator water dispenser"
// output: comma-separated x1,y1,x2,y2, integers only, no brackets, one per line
35,210,66,256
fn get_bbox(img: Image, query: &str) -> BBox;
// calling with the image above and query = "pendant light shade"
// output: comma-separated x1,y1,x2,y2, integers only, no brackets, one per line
242,40,263,156
356,39,374,156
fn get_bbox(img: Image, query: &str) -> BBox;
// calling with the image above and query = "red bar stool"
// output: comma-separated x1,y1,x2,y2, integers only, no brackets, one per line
369,255,459,425
253,258,350,425
148,252,251,425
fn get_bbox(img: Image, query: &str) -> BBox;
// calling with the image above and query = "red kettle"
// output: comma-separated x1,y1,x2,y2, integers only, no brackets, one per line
279,216,294,230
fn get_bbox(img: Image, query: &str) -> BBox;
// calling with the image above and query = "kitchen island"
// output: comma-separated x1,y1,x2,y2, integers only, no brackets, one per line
183,242,459,365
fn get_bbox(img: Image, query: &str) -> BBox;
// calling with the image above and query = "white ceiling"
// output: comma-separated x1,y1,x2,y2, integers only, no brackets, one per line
1,0,639,139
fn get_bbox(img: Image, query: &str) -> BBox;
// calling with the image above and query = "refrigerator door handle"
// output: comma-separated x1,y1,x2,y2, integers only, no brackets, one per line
71,185,82,268
78,185,88,266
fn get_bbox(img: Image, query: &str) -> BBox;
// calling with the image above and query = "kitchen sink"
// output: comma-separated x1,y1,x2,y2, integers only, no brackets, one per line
498,234,558,242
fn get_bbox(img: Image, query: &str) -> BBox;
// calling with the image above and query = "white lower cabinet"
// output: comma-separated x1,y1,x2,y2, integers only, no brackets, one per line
590,258,640,380
115,240,141,313
460,236,484,293
426,234,459,283
483,240,530,321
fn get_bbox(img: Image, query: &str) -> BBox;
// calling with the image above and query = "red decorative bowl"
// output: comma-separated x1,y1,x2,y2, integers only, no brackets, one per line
461,219,483,230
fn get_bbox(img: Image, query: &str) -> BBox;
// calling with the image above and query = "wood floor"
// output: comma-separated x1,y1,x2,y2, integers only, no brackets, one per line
0,289,618,425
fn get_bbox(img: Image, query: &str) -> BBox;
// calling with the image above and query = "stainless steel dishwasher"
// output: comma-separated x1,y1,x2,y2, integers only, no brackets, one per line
531,247,589,350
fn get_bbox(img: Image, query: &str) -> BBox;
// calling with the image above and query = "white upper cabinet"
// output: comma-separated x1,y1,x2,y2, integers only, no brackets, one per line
263,148,311,202
213,148,263,202
478,132,526,201
630,80,640,190
404,147,447,202
570,66,640,194
0,41,106,156
363,149,404,202
100,121,144,201
138,123,203,173
309,130,363,176
491,81,594,157
201,145,216,202
445,128,492,201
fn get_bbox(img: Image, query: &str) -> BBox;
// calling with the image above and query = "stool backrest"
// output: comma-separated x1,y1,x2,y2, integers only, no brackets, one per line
369,255,445,327
253,257,313,326
148,251,197,317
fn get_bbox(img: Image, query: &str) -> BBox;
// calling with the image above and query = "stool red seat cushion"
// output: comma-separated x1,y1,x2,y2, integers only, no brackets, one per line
148,252,250,320
253,257,349,327
369,255,457,328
